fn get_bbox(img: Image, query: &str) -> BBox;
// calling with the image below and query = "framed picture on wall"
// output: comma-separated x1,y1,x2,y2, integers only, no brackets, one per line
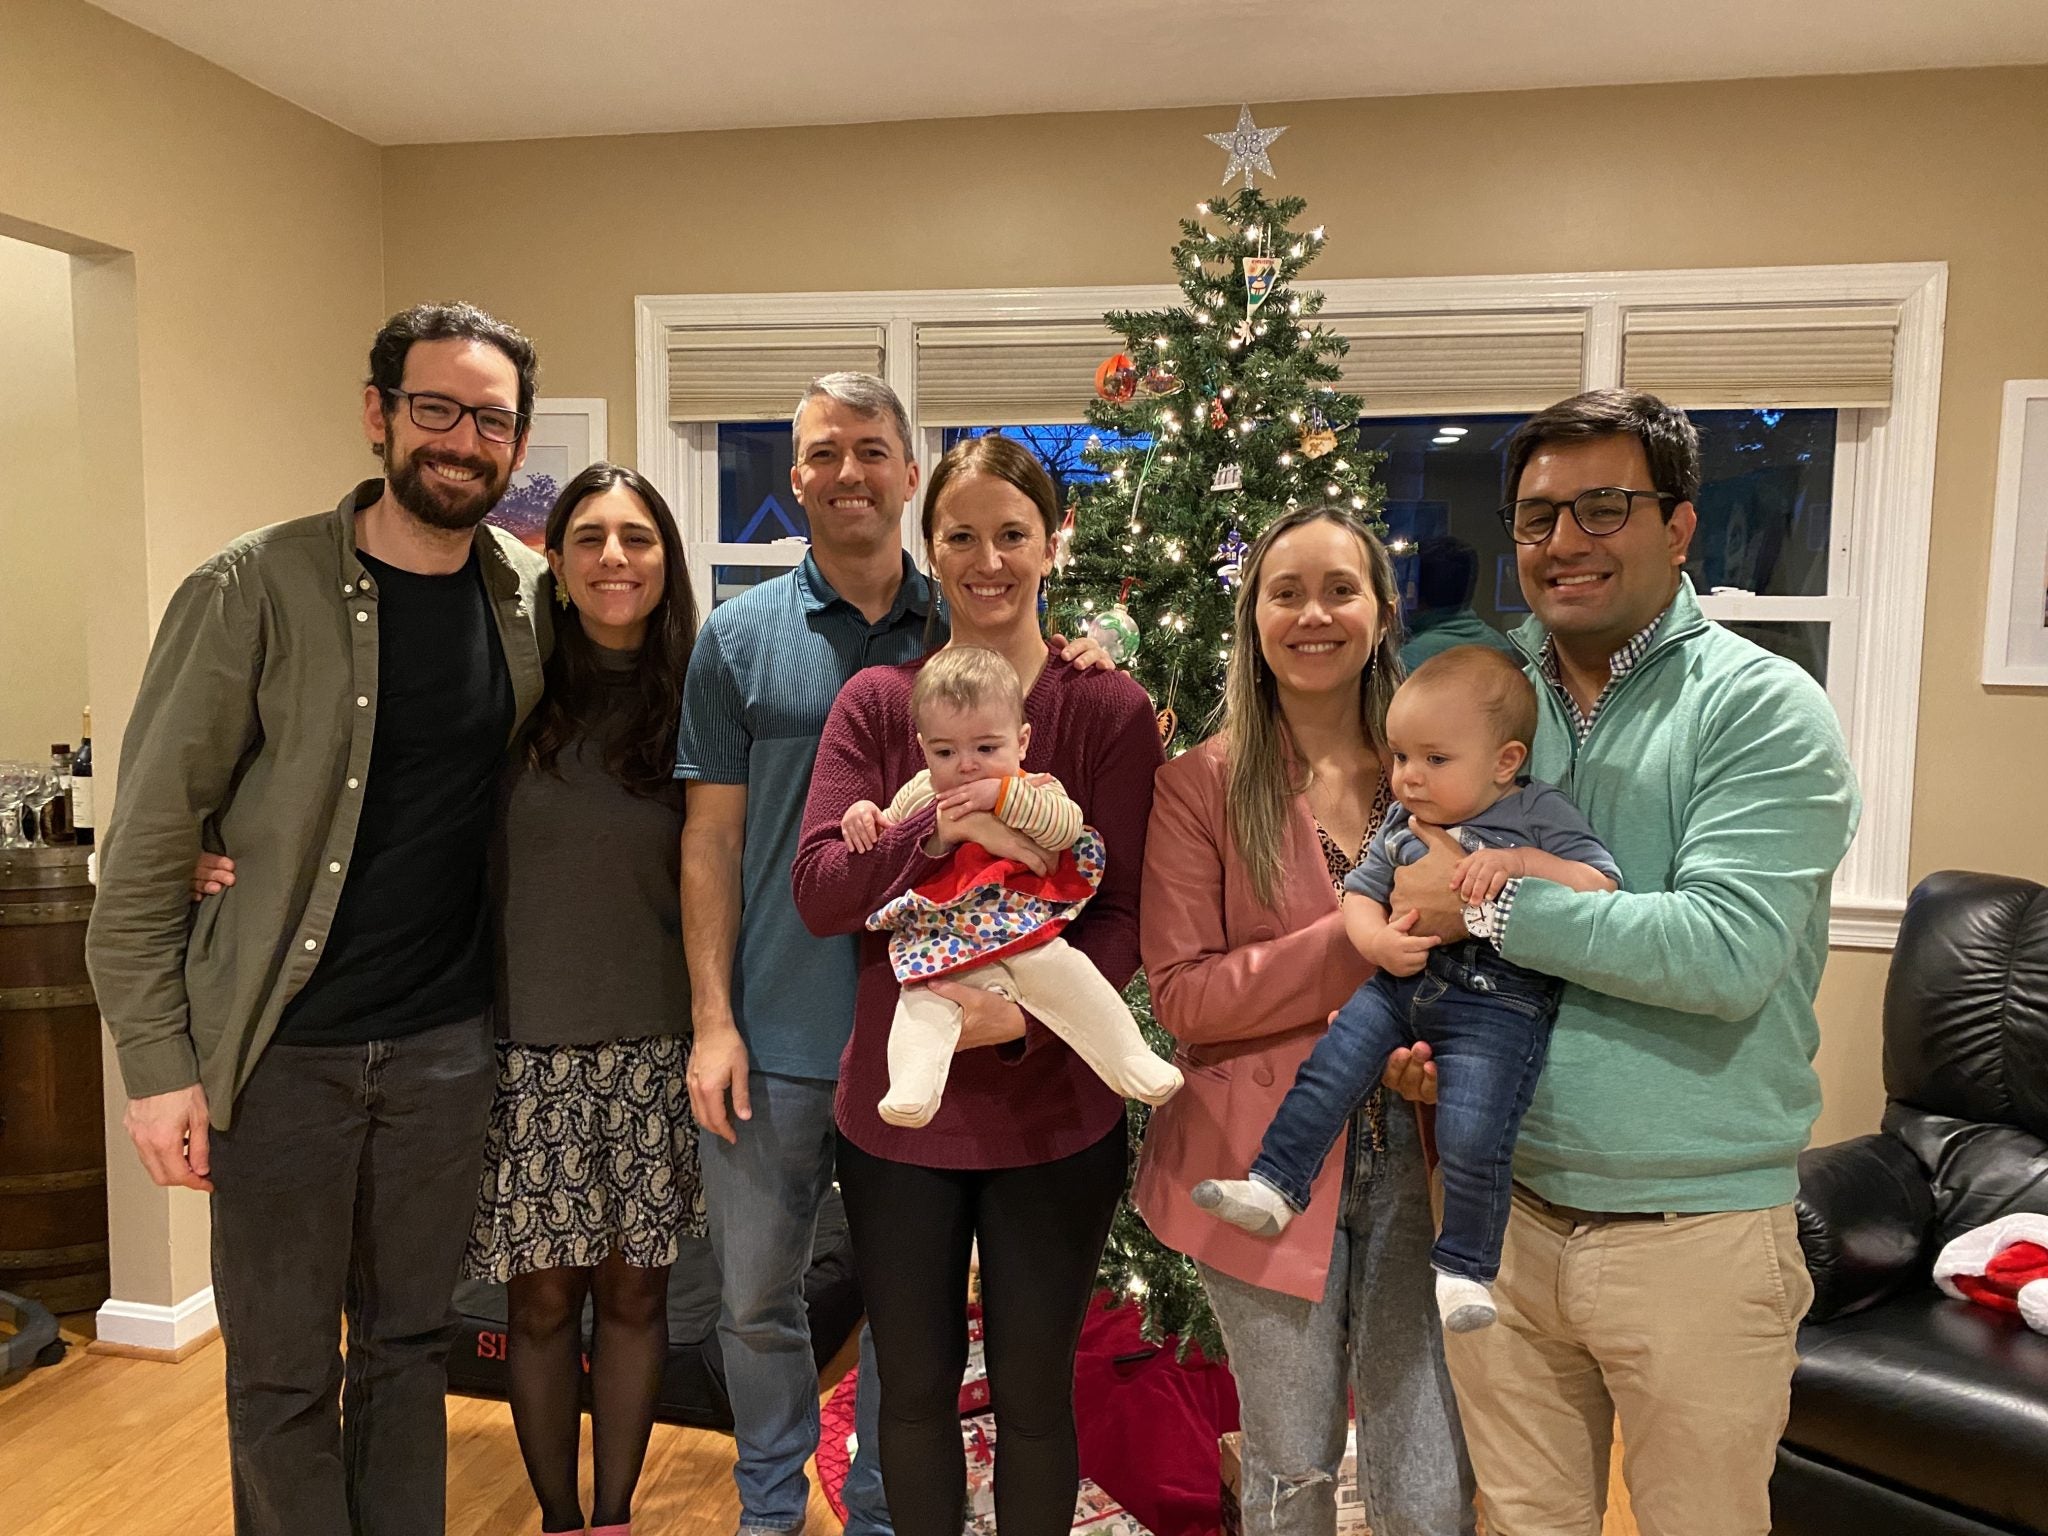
486,397,609,551
1982,380,2048,686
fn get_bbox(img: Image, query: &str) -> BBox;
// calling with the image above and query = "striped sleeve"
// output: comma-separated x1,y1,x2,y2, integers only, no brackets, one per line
886,770,936,821
995,773,1085,850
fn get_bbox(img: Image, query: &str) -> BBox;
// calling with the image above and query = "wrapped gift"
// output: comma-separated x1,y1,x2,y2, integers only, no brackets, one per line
1219,1425,1369,1536
1071,1477,1151,1536
962,1413,1153,1536
960,1307,990,1413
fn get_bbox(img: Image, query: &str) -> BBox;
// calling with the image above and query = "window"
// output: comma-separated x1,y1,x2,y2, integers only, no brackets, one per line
1371,408,1851,711
936,424,1152,505
637,263,1945,945
665,418,813,614
700,421,807,609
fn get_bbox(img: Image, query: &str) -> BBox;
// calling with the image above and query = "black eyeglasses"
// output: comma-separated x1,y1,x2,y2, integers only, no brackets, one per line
385,389,527,445
1497,487,1679,546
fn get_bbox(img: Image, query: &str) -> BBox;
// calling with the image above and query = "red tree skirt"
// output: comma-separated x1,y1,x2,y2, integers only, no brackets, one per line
818,1292,1240,1536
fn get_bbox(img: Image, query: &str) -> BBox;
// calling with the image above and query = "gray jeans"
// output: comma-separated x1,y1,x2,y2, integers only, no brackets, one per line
209,1014,497,1536
1201,1099,1476,1536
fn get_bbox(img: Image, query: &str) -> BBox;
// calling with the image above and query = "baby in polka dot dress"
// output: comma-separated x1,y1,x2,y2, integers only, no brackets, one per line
841,646,1183,1129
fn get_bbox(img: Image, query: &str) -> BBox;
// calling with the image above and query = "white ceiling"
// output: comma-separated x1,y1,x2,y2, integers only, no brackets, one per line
88,0,2048,147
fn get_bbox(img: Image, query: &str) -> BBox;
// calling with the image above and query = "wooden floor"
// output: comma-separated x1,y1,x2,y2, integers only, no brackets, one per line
0,1318,1636,1535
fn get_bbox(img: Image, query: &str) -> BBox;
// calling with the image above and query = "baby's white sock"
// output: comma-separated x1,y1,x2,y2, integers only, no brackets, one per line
1190,1177,1296,1238
1435,1271,1497,1333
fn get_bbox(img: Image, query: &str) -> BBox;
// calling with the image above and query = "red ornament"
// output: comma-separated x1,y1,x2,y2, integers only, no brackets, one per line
1208,397,1229,431
1093,353,1138,405
1143,363,1181,396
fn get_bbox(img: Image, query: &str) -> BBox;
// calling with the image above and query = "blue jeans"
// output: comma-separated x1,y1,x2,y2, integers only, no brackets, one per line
700,1070,889,1535
1201,1101,1475,1536
1252,945,1559,1284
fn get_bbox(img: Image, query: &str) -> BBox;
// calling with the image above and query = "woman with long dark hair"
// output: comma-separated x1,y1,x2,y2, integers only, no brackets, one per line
461,462,704,1536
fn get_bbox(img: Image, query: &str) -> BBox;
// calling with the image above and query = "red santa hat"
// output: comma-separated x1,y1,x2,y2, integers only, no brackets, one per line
1933,1214,2048,1334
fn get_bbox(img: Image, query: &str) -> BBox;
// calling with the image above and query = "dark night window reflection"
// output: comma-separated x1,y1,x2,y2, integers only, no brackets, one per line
942,424,1153,507
1359,408,1838,687
717,421,808,545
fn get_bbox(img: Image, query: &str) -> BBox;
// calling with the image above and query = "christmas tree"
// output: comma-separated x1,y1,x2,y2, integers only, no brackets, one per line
1052,110,1388,1357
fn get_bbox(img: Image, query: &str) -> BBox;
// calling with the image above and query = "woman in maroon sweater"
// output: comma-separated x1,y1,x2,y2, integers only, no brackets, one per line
792,434,1163,1536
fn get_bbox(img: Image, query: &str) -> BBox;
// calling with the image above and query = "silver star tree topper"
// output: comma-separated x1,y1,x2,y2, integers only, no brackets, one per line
1206,104,1287,188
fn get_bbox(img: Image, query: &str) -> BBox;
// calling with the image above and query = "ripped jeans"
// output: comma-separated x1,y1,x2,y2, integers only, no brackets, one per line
1199,1097,1476,1536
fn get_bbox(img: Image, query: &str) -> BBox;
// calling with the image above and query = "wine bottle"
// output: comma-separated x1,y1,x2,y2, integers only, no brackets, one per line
42,743,76,845
73,708,94,848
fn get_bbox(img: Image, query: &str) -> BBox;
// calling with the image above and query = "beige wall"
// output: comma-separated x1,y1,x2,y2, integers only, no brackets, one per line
2,0,386,1311
0,235,87,762
12,12,2046,1310
385,69,2048,1147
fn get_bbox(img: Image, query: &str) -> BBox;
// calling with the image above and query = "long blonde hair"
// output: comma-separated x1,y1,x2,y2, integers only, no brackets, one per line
1217,507,1403,909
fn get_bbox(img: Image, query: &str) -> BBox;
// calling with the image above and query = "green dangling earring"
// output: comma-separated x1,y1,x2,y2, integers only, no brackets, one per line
554,580,572,611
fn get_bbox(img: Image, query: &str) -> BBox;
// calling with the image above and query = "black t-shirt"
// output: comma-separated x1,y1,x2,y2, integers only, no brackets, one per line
275,547,514,1045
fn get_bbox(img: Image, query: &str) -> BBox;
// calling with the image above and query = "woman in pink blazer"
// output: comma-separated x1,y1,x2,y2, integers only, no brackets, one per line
1133,506,1475,1536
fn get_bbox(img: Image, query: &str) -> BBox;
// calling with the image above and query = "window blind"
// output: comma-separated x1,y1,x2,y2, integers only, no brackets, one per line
1621,304,1899,409
667,325,886,422
1323,312,1586,416
915,320,1124,427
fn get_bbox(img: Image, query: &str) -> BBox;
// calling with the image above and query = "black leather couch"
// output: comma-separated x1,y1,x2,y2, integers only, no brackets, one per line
1773,870,2048,1536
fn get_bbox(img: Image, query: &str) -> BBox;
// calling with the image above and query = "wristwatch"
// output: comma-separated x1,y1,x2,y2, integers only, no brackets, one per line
1462,899,1498,942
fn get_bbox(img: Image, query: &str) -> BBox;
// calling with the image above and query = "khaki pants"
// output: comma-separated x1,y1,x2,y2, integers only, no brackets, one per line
1443,1187,1811,1536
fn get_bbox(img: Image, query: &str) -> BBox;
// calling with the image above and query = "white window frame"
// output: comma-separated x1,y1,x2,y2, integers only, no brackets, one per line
636,264,1946,947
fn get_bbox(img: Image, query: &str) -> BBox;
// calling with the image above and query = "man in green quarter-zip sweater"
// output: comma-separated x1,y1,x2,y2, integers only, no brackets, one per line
1384,390,1859,1536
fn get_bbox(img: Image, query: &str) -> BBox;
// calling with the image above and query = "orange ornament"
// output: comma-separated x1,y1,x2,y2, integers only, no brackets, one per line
1093,353,1138,405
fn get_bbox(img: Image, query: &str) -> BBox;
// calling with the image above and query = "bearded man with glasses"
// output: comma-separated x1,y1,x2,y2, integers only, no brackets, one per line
1379,390,1859,1536
88,303,552,1536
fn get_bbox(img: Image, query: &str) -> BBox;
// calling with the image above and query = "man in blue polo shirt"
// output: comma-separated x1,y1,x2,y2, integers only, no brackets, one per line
677,372,922,1536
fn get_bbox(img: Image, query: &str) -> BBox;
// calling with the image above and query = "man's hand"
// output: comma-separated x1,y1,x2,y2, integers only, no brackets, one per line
688,1017,752,1145
190,852,236,901
1382,1040,1439,1105
934,777,1004,817
124,1084,214,1191
1050,632,1117,673
1450,846,1529,903
1367,908,1438,977
1391,822,1470,943
841,800,887,854
928,979,1029,1052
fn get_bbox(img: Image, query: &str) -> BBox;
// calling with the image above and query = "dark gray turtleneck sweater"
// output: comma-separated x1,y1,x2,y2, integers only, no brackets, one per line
492,645,688,1046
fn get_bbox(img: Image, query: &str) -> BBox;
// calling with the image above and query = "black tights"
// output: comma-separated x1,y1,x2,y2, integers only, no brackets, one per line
506,1251,670,1533
836,1122,1127,1536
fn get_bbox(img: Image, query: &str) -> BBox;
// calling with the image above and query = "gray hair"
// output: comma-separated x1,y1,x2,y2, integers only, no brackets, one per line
793,372,914,458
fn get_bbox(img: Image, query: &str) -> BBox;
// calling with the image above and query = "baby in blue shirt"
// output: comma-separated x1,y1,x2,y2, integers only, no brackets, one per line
1196,645,1620,1332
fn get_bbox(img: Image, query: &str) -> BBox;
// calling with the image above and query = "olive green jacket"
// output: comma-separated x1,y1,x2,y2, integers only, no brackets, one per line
86,481,551,1128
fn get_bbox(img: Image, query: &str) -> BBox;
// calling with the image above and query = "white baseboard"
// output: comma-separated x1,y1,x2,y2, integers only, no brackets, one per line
1830,895,1907,951
95,1286,218,1354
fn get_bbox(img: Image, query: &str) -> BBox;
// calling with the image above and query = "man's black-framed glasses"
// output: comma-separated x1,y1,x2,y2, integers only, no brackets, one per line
1497,487,1679,546
385,389,527,445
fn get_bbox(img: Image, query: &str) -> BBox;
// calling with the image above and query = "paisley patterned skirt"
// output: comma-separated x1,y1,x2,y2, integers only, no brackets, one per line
463,1033,707,1282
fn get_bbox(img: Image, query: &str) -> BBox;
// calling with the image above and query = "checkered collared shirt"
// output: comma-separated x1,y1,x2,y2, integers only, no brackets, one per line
1538,610,1667,745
